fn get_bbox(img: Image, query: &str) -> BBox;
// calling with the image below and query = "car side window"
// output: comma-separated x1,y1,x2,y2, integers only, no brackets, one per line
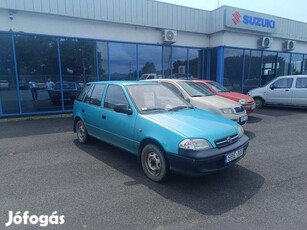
84,85,94,104
88,84,106,106
76,84,90,102
104,85,129,110
296,78,307,88
161,82,184,98
273,78,293,88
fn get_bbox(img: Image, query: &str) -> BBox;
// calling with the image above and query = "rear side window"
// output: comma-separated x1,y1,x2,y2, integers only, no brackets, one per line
84,85,94,104
104,85,129,110
88,84,106,106
76,85,90,102
296,78,307,88
273,78,293,88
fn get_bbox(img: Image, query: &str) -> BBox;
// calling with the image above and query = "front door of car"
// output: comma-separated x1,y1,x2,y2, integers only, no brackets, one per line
100,85,136,153
266,78,293,105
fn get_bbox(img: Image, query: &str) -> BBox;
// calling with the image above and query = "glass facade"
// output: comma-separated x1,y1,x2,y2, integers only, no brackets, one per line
2,31,307,118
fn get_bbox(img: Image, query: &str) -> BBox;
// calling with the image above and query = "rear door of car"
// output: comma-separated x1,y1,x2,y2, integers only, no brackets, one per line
81,84,107,138
100,84,136,153
292,77,307,106
266,77,294,105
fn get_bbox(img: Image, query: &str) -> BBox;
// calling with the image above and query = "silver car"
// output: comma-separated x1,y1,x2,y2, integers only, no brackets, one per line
248,75,307,108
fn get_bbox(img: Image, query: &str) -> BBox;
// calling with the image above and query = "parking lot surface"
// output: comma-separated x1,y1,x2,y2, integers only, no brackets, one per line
0,108,307,230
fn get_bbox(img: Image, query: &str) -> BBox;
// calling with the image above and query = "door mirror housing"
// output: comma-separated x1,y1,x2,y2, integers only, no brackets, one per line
185,98,190,103
114,104,133,115
269,84,275,90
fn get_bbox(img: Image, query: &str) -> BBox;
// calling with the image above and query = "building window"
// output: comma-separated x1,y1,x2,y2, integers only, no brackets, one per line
224,48,244,92
276,52,290,77
172,47,188,78
188,48,204,79
261,51,277,86
60,38,96,110
0,34,19,115
97,42,109,81
209,48,217,81
290,54,303,75
163,46,171,78
138,44,162,80
109,43,137,81
15,35,61,113
243,50,262,93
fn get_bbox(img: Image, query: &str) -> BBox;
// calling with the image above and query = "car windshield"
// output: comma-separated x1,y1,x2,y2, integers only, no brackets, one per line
126,84,193,113
54,82,76,90
177,81,214,97
207,81,230,93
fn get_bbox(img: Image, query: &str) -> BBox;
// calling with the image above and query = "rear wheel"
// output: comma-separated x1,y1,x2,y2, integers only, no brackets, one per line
254,97,264,109
76,120,88,144
141,144,168,182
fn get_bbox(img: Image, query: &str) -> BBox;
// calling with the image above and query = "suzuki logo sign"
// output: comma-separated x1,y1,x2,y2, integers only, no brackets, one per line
225,8,277,33
232,11,241,25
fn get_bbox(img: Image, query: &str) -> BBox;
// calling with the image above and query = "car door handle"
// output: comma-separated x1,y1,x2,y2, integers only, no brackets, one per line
81,109,85,113
285,90,290,91
102,115,106,120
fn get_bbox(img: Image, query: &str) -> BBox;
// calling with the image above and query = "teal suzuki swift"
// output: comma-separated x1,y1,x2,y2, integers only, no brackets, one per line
73,81,249,182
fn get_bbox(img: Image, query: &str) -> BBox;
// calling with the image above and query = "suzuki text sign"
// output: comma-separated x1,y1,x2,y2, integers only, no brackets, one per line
225,8,277,33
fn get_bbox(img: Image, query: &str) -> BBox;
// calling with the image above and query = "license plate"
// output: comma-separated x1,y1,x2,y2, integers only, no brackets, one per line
240,115,248,122
225,148,244,163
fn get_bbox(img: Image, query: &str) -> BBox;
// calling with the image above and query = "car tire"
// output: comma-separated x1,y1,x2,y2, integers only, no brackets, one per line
254,97,264,109
141,144,168,182
76,120,89,144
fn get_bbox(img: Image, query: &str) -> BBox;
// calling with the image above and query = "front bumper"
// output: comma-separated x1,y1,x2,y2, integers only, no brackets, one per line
242,103,256,114
226,113,248,125
167,135,249,176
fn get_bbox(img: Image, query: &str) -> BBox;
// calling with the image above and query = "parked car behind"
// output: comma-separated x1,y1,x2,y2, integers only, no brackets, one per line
19,80,28,90
50,81,81,105
139,73,161,80
73,81,249,182
0,80,9,90
247,75,307,108
146,79,248,125
195,80,256,114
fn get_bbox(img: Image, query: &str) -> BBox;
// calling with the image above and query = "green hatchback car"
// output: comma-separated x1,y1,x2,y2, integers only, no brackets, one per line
73,81,249,182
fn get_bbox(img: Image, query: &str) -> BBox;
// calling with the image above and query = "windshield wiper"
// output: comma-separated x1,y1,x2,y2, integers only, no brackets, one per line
191,94,206,97
141,108,168,112
168,105,193,111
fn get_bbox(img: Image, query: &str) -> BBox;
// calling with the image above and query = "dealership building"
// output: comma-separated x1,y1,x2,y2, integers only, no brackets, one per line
1,0,307,117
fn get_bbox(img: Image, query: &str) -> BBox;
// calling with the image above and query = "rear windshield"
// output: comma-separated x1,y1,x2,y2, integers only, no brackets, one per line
54,82,76,89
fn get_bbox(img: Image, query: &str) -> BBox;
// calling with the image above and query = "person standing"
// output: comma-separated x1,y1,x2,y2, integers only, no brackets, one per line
29,81,38,101
46,78,55,100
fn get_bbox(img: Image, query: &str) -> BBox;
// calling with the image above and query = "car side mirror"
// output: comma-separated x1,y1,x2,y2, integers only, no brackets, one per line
114,104,132,115
270,84,275,90
185,98,190,103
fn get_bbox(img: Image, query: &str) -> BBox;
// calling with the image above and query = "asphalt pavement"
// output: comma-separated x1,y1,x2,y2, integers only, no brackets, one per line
0,107,307,230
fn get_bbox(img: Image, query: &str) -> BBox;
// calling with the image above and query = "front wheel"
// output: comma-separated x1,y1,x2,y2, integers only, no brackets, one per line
76,120,89,144
254,97,264,109
141,144,168,182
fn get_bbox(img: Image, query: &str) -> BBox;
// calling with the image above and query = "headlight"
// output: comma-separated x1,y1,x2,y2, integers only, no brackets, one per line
179,139,212,151
238,125,244,138
220,108,234,114
239,99,247,105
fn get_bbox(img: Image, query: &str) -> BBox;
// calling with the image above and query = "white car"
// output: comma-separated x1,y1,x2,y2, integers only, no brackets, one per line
0,80,9,90
247,75,307,108
146,79,248,125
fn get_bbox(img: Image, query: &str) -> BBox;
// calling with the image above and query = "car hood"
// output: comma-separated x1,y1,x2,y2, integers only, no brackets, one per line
146,108,238,142
218,92,254,103
190,95,240,112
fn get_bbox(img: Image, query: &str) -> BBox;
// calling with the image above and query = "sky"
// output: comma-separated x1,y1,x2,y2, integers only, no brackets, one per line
155,0,307,23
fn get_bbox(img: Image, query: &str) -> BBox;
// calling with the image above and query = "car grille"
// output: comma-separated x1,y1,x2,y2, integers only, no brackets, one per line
215,134,239,148
234,106,244,113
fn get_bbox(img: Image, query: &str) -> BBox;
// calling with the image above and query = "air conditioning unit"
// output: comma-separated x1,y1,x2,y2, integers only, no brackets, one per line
162,30,177,44
258,37,273,48
283,40,296,51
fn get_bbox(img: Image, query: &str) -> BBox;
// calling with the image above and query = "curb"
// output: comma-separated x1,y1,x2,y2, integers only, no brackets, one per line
0,113,73,123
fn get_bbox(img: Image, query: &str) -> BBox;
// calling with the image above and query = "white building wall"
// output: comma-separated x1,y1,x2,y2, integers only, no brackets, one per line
0,9,209,47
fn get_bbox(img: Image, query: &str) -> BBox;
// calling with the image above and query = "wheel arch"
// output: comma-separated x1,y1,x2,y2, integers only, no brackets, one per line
73,116,82,132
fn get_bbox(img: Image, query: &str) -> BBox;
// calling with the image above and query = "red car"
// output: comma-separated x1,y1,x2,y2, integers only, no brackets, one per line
194,80,256,114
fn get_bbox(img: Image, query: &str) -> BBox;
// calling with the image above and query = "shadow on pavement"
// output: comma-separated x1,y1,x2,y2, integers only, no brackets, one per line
247,115,262,124
74,138,264,216
255,107,307,117
0,117,73,139
244,130,256,141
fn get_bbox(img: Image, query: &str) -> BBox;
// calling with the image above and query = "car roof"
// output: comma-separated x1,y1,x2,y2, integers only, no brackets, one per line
87,81,160,86
276,75,307,79
144,79,187,83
